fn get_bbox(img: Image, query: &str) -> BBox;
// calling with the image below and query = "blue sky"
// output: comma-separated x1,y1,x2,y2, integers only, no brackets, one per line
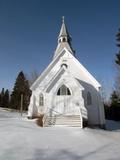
0,0,120,98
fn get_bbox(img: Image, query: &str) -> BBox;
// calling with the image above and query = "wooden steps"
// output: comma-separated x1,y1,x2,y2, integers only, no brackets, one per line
44,115,82,128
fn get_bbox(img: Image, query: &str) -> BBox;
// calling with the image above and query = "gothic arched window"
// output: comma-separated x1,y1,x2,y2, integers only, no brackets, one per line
87,92,92,105
39,93,44,106
57,85,71,95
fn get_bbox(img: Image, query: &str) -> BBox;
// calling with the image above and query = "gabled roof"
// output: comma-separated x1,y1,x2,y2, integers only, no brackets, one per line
31,47,101,91
45,66,84,93
30,49,66,90
69,52,101,89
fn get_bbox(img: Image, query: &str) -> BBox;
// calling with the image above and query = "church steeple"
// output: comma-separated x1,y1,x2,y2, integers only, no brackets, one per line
58,16,71,43
53,17,75,59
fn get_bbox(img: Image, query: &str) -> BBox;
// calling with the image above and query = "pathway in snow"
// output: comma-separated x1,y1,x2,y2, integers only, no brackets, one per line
0,108,120,160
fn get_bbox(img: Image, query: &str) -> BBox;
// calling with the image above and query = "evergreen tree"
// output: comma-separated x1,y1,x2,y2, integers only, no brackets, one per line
114,29,120,120
116,28,120,47
0,88,5,107
3,90,9,108
116,51,120,65
116,28,120,65
10,71,31,110
115,28,120,96
110,91,120,106
110,91,120,121
27,70,39,86
107,29,120,120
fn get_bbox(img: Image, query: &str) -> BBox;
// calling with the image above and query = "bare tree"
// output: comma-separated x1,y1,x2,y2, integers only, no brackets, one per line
27,70,39,86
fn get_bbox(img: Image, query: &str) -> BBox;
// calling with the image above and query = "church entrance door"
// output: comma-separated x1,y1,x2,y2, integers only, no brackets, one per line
53,95,72,115
52,85,79,115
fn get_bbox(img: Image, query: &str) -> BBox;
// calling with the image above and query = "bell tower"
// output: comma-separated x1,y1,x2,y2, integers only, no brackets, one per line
53,17,75,59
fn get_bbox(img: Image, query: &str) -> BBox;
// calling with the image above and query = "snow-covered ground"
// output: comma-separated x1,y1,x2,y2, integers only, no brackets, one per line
0,108,120,160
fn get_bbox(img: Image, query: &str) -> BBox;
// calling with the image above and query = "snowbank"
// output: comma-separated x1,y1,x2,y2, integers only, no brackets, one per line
0,108,120,160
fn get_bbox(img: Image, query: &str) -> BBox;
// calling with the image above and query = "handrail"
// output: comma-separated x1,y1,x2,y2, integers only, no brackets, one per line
43,107,63,126
43,106,83,127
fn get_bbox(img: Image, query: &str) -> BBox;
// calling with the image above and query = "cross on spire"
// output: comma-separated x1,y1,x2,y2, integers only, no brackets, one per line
62,16,65,23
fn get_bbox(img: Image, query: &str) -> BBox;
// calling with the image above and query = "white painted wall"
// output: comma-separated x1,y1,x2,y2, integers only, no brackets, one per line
28,48,105,126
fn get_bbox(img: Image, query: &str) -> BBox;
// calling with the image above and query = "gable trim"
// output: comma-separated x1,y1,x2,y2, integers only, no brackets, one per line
31,49,66,90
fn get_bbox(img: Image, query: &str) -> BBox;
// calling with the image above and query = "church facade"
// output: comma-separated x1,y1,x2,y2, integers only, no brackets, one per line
28,18,105,128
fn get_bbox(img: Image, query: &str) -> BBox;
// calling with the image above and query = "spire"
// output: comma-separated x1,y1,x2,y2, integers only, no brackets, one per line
58,16,71,41
53,17,75,59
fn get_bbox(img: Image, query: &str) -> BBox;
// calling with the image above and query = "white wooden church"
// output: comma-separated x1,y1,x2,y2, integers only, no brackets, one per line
28,18,105,128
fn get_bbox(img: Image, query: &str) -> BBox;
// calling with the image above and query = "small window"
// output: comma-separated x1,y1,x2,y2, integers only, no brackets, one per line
61,63,68,68
87,92,92,105
63,38,66,42
39,93,44,106
57,85,71,95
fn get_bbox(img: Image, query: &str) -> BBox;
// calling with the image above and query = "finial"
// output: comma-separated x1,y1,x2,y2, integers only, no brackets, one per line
62,16,65,23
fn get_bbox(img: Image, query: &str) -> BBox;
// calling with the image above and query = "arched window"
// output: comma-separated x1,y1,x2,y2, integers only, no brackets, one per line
61,63,68,68
87,92,92,105
57,85,71,95
39,93,44,106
